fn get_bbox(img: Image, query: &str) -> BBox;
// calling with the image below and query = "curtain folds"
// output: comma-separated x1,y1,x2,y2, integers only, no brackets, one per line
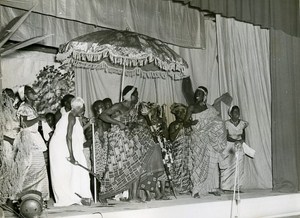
270,29,300,192
172,0,300,38
75,17,273,189
0,0,205,48
216,15,272,189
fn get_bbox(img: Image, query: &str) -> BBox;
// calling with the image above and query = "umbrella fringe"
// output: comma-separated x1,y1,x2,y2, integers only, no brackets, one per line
58,48,187,73
70,59,188,80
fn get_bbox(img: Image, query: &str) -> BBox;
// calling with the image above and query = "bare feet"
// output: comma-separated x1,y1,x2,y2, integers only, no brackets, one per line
160,195,171,200
208,191,221,196
193,193,201,198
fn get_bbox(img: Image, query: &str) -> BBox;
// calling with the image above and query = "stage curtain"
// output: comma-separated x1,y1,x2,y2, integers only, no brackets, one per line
171,0,300,38
216,15,272,189
75,20,219,124
0,0,205,48
270,29,300,192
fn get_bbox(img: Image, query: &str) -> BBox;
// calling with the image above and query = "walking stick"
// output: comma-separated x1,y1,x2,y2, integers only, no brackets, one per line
159,137,177,199
92,122,97,203
67,158,101,180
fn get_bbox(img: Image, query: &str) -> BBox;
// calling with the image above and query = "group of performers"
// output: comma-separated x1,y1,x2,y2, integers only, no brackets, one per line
0,84,255,207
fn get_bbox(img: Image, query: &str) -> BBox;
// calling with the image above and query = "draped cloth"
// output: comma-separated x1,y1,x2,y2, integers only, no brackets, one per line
216,15,272,189
270,29,300,192
220,120,249,191
15,102,49,200
171,128,191,193
188,105,226,197
99,107,164,199
49,111,92,207
0,96,21,203
171,0,300,38
0,1,205,48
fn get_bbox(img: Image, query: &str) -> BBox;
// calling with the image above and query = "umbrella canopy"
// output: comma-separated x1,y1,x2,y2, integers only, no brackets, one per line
57,29,188,79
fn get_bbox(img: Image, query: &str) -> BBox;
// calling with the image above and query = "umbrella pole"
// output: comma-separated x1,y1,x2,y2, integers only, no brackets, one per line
120,64,126,102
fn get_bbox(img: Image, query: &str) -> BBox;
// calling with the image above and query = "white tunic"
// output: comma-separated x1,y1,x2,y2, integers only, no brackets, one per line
49,111,92,207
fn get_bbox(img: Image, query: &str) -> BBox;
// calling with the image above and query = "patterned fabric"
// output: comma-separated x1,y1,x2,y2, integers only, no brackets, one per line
172,128,191,193
14,103,49,200
99,108,164,199
94,130,108,176
17,103,47,152
57,29,188,78
0,95,22,203
188,105,226,197
220,120,248,190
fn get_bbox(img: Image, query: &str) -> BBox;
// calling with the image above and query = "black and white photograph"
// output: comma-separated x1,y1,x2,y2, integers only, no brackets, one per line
0,1,300,218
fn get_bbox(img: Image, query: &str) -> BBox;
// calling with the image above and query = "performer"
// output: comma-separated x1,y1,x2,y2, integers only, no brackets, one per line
14,85,49,200
99,86,164,202
92,100,108,178
141,103,172,200
49,97,92,206
169,103,191,194
54,94,75,125
0,89,21,203
185,86,226,198
220,105,251,191
102,98,113,131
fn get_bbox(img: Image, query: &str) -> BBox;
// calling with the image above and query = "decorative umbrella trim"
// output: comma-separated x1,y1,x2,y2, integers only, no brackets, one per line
57,47,187,73
72,59,188,80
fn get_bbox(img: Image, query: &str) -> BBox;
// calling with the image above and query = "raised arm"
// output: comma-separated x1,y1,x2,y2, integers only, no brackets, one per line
100,103,126,130
183,105,198,128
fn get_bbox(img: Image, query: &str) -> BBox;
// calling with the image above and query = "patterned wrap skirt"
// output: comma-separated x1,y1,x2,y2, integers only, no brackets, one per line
99,125,164,199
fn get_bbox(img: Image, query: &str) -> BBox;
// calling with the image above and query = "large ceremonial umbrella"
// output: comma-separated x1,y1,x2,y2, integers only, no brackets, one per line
56,29,188,99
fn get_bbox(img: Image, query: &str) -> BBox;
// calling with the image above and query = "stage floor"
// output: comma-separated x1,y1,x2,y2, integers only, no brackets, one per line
4,189,300,218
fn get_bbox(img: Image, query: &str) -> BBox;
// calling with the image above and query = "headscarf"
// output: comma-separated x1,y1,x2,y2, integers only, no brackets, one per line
196,86,208,103
170,103,187,115
123,87,136,101
196,87,208,96
228,105,239,117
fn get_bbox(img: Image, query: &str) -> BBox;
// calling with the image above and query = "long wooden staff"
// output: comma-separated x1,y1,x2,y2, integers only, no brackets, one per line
92,122,97,203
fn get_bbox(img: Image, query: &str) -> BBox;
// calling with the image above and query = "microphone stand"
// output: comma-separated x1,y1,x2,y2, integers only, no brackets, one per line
231,145,241,218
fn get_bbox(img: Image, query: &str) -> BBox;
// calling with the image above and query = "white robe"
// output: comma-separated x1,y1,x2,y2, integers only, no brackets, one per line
49,111,92,207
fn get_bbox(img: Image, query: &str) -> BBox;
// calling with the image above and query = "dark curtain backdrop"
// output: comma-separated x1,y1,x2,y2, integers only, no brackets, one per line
270,29,300,192
171,0,300,38
171,0,300,191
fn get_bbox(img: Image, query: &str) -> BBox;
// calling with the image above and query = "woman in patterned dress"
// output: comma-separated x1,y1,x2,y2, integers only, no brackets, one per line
92,100,108,179
14,85,49,200
185,86,226,198
99,86,164,202
169,103,191,194
220,105,249,191
0,89,21,203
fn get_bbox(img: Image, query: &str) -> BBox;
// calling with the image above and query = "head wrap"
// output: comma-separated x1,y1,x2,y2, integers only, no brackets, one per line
170,103,187,115
228,105,239,116
123,87,136,101
196,87,208,96
18,86,25,101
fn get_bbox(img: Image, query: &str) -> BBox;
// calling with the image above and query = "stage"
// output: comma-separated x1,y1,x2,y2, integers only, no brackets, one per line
4,189,300,218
